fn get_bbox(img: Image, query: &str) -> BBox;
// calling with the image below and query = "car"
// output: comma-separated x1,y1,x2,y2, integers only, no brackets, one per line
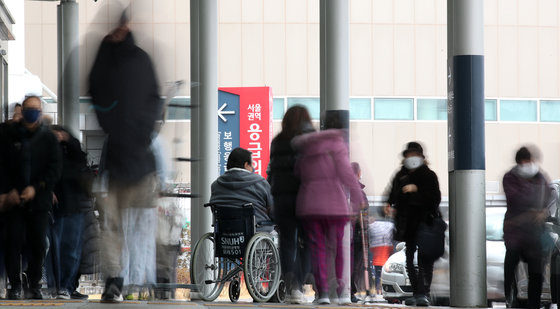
381,205,560,307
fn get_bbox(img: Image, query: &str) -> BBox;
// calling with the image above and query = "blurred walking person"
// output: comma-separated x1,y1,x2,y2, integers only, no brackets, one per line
89,10,162,303
349,162,370,303
292,114,362,305
368,207,394,295
503,146,551,309
1,96,62,299
48,126,91,299
267,105,313,304
386,142,441,306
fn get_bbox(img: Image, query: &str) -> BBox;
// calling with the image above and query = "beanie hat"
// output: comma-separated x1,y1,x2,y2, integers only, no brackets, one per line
402,141,424,158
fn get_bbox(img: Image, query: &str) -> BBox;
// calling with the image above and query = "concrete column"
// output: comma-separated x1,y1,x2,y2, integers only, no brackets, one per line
319,0,326,130
321,0,349,130
321,0,351,300
193,0,217,242
447,0,486,307
57,0,79,138
190,0,202,250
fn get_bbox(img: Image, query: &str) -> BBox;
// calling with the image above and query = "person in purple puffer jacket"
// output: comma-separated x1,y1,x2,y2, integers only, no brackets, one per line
292,127,362,305
503,146,551,309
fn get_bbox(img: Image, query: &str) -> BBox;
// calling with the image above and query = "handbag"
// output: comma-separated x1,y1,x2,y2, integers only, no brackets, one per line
417,214,447,261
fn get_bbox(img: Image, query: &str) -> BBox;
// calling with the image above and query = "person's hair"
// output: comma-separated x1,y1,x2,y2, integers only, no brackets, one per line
22,96,41,108
351,162,361,176
15,103,21,108
515,147,532,164
227,147,252,170
278,105,312,140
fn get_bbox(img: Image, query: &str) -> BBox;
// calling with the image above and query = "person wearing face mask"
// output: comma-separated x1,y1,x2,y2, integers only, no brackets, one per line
2,96,62,300
503,146,551,309
386,142,441,306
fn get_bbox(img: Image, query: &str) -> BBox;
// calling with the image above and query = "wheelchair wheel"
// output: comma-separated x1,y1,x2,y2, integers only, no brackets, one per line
243,233,281,302
269,277,286,303
228,279,241,302
190,232,226,301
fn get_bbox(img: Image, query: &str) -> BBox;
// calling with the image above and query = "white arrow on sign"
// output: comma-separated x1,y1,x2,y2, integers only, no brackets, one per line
218,103,236,122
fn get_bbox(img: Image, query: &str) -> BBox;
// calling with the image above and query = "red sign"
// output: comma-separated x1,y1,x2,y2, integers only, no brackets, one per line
218,87,272,179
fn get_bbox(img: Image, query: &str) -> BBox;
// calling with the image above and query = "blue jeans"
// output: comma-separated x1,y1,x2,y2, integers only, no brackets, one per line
51,213,85,291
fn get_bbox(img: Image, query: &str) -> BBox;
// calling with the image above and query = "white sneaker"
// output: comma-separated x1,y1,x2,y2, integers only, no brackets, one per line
338,297,351,305
289,289,305,304
317,297,330,305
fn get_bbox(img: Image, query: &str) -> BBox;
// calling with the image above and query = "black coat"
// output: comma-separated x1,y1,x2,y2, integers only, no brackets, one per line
53,130,91,215
89,32,161,184
388,164,441,242
267,135,300,218
2,122,62,212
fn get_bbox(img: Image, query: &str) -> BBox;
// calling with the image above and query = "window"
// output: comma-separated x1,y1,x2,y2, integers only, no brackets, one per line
287,98,320,120
500,100,537,122
374,98,414,120
273,98,285,120
167,97,191,120
350,98,372,120
417,99,447,120
484,99,497,121
540,100,560,122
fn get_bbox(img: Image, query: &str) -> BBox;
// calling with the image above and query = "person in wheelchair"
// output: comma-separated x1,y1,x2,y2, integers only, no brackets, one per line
210,147,273,232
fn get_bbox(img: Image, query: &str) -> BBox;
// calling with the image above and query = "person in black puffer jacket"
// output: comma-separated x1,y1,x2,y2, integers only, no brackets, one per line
267,105,314,304
386,142,441,307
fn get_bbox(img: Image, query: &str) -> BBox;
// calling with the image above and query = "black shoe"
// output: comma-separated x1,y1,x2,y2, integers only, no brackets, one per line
71,290,89,300
415,295,430,307
7,288,23,300
351,294,360,303
404,296,416,306
26,288,43,300
101,277,124,303
56,289,71,300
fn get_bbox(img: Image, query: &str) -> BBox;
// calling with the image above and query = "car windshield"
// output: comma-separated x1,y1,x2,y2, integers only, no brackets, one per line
486,207,506,241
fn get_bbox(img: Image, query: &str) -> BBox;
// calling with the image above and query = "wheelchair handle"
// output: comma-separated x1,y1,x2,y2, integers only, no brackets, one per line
204,203,253,209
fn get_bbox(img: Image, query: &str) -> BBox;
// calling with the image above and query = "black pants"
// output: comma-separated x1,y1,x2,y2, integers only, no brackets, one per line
274,196,310,292
5,208,50,290
351,220,367,295
504,247,543,309
405,239,434,297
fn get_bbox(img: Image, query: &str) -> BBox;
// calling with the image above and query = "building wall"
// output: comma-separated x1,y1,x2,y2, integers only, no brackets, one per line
23,0,560,197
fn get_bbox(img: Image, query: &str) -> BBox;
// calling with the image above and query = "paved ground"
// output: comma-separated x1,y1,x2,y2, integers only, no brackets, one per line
0,299,509,309
0,299,426,308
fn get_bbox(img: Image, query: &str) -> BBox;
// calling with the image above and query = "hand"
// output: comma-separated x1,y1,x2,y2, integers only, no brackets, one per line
402,184,418,193
6,189,20,206
20,186,36,202
53,193,58,205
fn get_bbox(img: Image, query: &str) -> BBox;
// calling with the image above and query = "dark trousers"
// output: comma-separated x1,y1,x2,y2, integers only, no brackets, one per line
351,221,367,295
156,244,180,298
47,213,85,292
405,239,434,297
504,248,543,309
5,208,50,290
277,216,309,292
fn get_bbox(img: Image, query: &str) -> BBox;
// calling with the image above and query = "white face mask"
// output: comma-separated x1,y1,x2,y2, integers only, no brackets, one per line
517,162,539,178
404,156,424,170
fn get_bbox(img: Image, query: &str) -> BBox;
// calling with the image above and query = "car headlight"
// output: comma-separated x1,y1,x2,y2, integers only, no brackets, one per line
384,262,405,274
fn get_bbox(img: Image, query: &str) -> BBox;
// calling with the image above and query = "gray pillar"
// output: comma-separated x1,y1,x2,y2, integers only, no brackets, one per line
447,0,486,307
57,0,79,138
321,0,349,130
190,0,202,251
319,0,326,130
193,0,217,241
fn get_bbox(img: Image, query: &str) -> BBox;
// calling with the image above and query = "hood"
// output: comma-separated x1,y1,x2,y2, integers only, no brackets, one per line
292,129,346,155
217,168,264,190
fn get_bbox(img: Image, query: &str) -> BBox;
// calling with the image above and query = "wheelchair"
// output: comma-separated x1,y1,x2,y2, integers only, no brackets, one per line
190,203,282,302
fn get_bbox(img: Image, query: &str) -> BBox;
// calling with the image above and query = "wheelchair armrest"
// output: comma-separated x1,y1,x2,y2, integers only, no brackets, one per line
204,203,253,209
256,220,275,228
